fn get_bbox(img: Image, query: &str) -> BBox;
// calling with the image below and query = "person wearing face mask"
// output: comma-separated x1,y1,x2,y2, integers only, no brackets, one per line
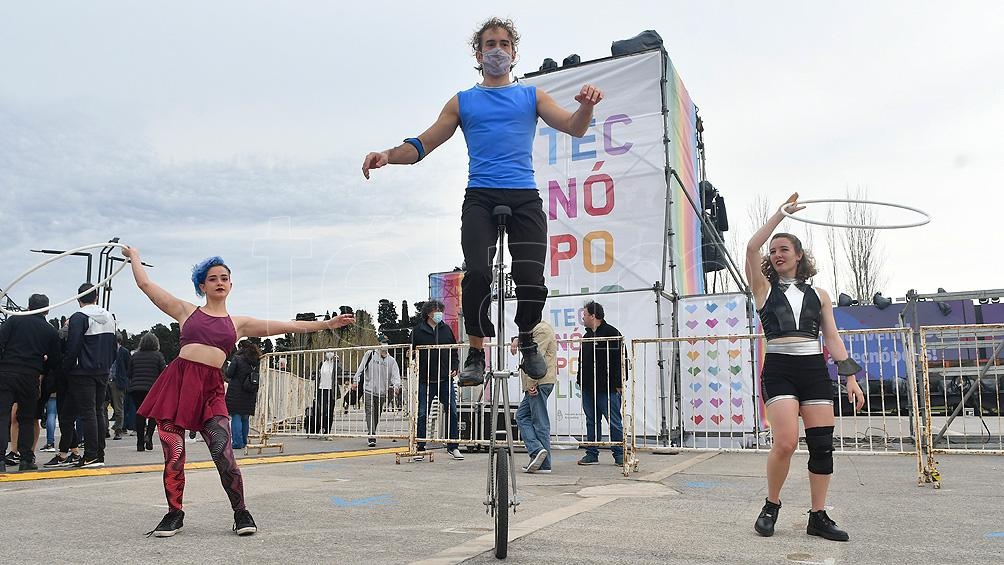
410,300,462,461
362,17,603,389
350,336,401,448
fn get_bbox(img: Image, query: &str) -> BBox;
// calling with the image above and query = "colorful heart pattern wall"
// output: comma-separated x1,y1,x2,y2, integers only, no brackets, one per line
679,294,755,432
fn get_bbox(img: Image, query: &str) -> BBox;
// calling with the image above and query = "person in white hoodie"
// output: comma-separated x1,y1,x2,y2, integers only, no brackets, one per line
351,337,401,447
63,283,118,468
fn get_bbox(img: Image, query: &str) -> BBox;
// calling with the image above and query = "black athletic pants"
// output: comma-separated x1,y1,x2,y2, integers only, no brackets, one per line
0,372,41,464
460,188,548,338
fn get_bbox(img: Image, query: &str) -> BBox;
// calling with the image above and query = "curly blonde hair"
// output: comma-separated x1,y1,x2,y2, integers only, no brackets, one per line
471,17,520,72
760,233,817,283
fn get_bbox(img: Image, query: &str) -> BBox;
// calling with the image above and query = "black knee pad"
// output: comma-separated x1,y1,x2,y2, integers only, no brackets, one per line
804,426,834,475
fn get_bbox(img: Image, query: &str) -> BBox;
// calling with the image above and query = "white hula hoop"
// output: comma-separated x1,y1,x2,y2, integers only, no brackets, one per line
781,198,930,229
0,242,131,316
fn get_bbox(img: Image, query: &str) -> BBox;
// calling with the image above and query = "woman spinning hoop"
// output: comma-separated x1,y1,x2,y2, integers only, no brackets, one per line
123,248,354,538
746,193,865,542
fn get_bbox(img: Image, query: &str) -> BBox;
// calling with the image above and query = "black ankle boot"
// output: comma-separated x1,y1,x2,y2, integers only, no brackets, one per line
458,347,486,386
518,333,547,379
754,498,782,536
806,509,849,541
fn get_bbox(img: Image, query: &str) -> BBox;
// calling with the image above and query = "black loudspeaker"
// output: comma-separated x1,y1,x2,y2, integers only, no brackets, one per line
714,195,729,232
702,222,726,273
873,293,893,310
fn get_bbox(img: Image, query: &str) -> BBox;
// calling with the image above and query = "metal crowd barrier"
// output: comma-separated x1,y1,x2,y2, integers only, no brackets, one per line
253,345,412,450
630,328,920,459
409,336,631,474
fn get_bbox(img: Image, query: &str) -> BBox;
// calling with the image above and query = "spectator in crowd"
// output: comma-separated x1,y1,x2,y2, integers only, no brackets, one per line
0,293,61,472
127,332,166,452
44,318,82,468
351,336,401,448
511,321,557,474
108,334,131,440
315,351,340,434
64,283,118,468
225,340,261,450
576,301,625,467
411,300,463,461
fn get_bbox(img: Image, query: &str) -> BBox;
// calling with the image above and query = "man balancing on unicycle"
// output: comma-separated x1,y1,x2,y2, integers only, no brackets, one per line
362,17,602,384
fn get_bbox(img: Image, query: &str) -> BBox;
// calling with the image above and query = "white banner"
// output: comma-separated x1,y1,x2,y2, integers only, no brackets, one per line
678,293,757,433
495,289,671,438
522,50,668,295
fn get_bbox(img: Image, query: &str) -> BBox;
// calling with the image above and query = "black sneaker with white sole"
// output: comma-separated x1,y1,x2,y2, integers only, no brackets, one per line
43,455,68,468
72,457,104,468
233,509,257,536
147,511,185,537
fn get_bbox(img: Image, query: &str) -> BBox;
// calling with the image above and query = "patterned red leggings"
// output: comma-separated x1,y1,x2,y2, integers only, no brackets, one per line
158,416,246,512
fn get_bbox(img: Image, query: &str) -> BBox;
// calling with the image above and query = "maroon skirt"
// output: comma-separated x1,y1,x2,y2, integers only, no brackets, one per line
138,357,228,431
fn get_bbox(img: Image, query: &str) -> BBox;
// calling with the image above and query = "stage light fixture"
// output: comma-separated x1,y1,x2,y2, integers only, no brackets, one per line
838,293,858,307
562,54,581,67
539,58,557,72
873,293,892,310
935,287,953,316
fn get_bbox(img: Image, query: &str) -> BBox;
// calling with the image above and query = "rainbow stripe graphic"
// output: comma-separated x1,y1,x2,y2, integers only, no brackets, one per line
428,271,464,338
664,55,705,296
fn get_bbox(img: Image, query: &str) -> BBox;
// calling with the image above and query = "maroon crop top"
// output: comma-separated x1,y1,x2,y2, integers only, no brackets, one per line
179,308,238,354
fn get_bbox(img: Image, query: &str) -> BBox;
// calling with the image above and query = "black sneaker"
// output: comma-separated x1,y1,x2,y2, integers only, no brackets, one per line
147,511,185,537
367,439,376,448
233,509,257,536
113,433,123,440
41,443,56,452
754,498,782,537
458,348,486,386
73,457,104,468
63,453,82,467
518,333,547,379
4,451,19,465
19,459,38,472
43,455,68,468
806,509,849,541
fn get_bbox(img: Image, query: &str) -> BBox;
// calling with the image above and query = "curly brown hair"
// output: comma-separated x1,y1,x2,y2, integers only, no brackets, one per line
470,17,520,73
760,233,818,283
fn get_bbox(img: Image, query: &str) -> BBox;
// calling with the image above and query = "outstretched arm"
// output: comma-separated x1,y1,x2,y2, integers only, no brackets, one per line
123,247,194,323
746,193,804,303
234,313,354,339
362,96,461,179
537,85,603,138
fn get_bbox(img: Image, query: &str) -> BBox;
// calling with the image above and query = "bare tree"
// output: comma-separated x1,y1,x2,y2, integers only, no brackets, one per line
825,205,840,294
842,187,884,304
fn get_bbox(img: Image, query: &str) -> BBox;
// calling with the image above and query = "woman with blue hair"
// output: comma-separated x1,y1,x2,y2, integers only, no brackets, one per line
123,248,354,539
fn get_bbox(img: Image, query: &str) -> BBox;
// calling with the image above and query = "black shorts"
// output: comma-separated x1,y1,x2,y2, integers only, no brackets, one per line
761,353,833,407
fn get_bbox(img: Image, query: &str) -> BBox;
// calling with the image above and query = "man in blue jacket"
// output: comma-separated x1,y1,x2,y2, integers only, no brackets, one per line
64,284,118,468
0,294,61,472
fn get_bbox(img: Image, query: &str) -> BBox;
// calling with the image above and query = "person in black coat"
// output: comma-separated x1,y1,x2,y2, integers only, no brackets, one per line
127,332,166,451
225,340,261,450
576,301,625,466
411,300,463,460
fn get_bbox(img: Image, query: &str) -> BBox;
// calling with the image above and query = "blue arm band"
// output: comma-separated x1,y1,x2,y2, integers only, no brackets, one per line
403,137,426,163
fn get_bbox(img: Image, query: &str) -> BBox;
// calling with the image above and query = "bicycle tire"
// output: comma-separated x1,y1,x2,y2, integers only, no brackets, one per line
494,448,509,559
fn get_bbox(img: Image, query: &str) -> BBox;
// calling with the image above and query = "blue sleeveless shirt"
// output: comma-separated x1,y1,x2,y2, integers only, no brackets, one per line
457,82,538,189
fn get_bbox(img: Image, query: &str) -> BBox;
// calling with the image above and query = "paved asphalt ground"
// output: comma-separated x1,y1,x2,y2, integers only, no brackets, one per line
2,435,1002,564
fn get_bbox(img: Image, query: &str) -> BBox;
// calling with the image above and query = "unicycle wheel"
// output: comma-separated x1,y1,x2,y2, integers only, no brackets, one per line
494,449,509,559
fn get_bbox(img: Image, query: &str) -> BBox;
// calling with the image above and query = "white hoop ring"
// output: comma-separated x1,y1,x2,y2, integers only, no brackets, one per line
0,242,130,316
781,198,930,229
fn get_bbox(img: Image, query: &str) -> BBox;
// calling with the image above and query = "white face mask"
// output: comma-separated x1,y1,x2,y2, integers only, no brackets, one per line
481,47,512,77
432,311,445,324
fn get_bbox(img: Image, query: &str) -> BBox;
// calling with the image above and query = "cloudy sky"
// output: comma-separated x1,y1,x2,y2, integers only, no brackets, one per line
1,1,1001,334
